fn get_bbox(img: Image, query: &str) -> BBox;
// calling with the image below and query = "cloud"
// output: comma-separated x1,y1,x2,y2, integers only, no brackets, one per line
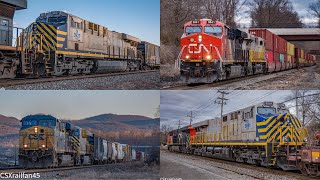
160,90,301,129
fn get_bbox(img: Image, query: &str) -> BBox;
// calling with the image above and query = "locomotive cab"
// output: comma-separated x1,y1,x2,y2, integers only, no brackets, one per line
181,19,224,62
19,114,59,168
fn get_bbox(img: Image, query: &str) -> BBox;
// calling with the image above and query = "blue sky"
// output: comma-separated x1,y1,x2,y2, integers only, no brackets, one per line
14,0,160,45
0,90,160,119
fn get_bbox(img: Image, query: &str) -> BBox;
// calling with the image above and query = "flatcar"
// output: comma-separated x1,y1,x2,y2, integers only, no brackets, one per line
177,19,317,84
167,101,319,177
0,6,159,79
18,114,143,168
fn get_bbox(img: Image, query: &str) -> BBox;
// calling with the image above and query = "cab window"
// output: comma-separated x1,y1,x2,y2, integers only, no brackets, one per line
38,120,56,127
204,26,223,37
185,26,202,35
257,107,276,116
22,119,38,126
48,16,67,24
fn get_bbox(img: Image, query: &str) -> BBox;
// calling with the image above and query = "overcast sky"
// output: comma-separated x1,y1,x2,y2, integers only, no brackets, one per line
14,0,160,45
237,0,318,26
0,90,159,120
160,90,319,128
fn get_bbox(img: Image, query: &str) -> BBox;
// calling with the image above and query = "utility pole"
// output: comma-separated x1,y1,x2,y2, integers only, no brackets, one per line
177,119,181,130
187,111,193,126
302,91,305,127
215,90,229,139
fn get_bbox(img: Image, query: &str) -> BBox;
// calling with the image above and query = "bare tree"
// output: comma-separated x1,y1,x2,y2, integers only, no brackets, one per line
286,90,320,137
160,124,173,144
309,0,320,27
250,0,302,28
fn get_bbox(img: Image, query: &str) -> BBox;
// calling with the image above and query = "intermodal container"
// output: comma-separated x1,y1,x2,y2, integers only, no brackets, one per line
248,29,273,51
287,42,295,56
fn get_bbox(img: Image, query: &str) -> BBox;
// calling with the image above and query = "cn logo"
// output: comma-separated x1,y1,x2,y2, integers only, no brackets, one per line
188,44,210,54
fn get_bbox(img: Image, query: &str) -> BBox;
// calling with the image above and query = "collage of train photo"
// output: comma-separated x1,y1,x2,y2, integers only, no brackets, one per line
0,0,320,179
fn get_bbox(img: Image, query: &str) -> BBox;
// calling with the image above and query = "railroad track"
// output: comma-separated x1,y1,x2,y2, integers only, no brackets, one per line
161,66,314,90
163,150,316,180
0,164,118,174
0,70,158,87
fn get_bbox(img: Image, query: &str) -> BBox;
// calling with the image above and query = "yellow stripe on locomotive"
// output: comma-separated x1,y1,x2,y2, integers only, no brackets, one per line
23,22,67,52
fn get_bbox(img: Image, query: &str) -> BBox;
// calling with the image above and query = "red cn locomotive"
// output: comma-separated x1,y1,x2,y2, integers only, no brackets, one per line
176,19,316,84
177,19,266,84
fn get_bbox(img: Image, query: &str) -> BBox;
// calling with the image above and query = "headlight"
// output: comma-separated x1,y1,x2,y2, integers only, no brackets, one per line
198,35,202,42
186,55,190,59
206,55,211,60
24,144,28,148
42,145,46,148
34,127,38,133
303,137,308,142
190,38,194,42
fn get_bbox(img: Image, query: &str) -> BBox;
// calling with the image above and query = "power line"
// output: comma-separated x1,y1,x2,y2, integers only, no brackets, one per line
280,92,320,104
193,91,219,112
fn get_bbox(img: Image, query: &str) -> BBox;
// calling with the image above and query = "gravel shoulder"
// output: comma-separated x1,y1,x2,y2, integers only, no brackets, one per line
30,162,159,180
2,71,160,90
160,149,312,180
161,64,320,90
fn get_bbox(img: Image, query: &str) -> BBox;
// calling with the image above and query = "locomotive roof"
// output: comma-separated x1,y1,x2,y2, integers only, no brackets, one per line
0,0,27,10
21,114,58,121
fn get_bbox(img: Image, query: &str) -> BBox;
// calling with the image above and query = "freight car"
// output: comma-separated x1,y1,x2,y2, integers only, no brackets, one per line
18,114,145,168
0,9,159,79
299,131,320,177
176,19,317,84
167,101,319,177
138,41,160,70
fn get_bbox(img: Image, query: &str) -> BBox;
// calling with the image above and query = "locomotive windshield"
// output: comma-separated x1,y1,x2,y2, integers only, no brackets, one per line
48,16,67,24
257,107,276,115
204,26,223,37
185,26,202,35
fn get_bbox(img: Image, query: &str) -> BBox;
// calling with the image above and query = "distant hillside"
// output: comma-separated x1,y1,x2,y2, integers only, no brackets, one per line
81,113,159,128
72,114,159,146
0,115,20,136
0,115,20,148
